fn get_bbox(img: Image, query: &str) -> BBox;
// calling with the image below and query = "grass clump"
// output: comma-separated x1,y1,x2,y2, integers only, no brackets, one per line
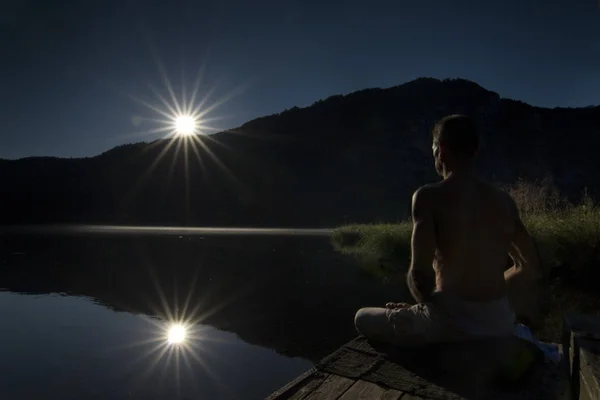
331,178,600,341
332,223,412,283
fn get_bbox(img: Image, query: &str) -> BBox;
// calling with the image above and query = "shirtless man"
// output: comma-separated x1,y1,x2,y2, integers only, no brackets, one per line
354,114,542,345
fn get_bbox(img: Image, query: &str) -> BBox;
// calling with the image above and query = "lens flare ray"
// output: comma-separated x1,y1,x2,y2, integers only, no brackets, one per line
187,58,211,116
148,84,180,118
108,46,262,229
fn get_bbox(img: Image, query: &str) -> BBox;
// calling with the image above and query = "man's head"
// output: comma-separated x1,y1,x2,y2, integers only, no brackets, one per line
431,114,479,177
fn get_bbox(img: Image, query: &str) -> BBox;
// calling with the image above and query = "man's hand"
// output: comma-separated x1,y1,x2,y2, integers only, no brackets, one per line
385,302,411,309
504,193,544,325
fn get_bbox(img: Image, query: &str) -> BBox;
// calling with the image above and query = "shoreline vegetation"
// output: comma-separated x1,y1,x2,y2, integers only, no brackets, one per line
331,178,600,342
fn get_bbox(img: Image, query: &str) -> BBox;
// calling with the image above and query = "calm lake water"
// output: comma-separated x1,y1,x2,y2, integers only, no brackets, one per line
0,234,401,400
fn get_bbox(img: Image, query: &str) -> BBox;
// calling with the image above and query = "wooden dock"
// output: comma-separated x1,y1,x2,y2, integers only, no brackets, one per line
267,334,569,399
267,312,600,399
563,313,600,400
267,368,407,400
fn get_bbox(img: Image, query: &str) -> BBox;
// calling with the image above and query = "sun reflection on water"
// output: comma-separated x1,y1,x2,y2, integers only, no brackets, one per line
114,315,237,398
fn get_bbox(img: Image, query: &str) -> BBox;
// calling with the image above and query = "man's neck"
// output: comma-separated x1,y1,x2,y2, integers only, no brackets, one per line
443,166,473,180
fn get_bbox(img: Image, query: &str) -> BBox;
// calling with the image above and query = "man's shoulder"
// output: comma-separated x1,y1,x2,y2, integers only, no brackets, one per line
412,182,441,198
411,183,442,210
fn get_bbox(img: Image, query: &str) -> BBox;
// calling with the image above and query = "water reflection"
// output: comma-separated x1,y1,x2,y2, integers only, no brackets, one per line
0,291,313,399
0,234,403,399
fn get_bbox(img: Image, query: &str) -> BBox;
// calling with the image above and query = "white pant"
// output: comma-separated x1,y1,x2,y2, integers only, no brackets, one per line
354,292,516,346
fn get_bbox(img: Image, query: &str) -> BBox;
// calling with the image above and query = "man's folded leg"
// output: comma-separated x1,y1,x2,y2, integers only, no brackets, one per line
354,303,442,346
354,307,397,344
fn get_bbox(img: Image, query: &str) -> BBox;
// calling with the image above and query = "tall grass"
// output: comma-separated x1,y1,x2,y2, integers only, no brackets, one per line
331,179,600,341
331,223,412,284
507,178,600,286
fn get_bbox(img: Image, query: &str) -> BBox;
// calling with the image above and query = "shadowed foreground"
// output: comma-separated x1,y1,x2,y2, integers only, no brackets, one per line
267,335,569,400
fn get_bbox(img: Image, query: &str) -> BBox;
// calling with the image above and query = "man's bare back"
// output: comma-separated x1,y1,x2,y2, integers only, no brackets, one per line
421,175,523,302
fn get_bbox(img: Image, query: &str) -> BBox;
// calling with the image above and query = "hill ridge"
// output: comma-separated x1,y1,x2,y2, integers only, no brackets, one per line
1,77,599,227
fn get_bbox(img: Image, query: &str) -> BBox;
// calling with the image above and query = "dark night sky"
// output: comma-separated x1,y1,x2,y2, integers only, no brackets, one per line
1,0,599,159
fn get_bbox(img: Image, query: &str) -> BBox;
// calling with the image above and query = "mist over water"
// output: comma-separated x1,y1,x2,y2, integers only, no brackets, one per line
0,225,333,237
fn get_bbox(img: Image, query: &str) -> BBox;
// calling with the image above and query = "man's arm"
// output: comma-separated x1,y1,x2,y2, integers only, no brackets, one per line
406,186,437,303
504,193,544,326
504,195,541,282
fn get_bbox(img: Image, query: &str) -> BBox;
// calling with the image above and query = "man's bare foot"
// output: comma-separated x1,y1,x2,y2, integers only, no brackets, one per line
385,302,411,309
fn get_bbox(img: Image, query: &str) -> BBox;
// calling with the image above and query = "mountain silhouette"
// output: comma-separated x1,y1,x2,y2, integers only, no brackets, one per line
2,77,599,227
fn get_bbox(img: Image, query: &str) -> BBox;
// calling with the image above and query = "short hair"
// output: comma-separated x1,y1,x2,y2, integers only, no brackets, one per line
432,114,479,161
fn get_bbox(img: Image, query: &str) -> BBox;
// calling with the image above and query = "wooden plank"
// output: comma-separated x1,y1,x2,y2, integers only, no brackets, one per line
380,389,405,400
338,380,387,400
579,338,600,400
303,375,355,400
286,373,330,400
265,368,328,400
563,312,600,378
563,313,600,399
265,368,316,399
556,344,573,400
399,394,424,400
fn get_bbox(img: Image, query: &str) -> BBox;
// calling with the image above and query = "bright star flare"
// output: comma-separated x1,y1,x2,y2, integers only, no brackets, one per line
174,115,196,136
122,48,247,140
168,324,187,344
116,47,254,218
